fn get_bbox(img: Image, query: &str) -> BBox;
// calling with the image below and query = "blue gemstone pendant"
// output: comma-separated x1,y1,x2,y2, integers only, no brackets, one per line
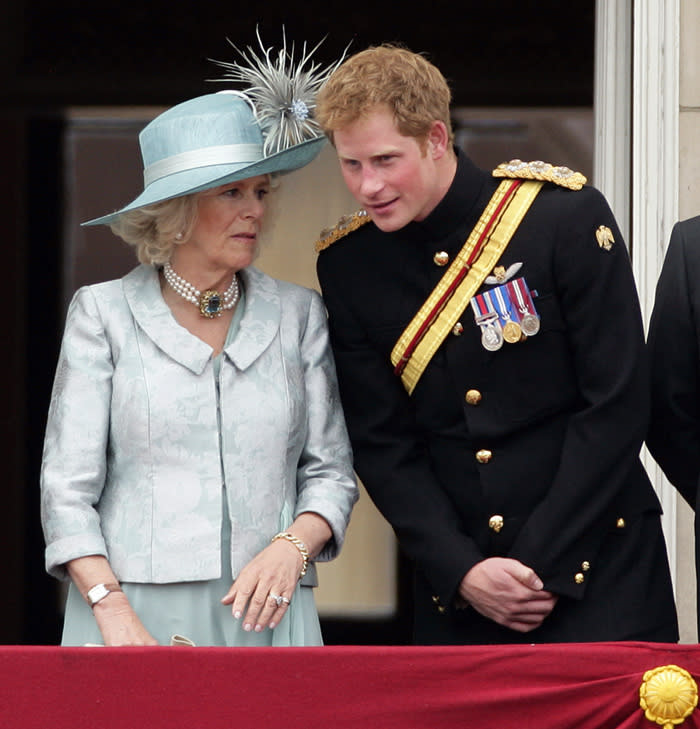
199,290,223,318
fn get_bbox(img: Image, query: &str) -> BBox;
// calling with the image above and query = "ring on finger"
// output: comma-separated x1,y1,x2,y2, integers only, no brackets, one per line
269,593,291,608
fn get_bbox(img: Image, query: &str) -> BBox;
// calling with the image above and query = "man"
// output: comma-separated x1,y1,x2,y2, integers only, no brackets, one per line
314,44,678,644
647,215,700,636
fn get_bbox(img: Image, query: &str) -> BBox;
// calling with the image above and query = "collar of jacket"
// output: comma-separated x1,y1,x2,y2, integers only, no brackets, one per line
122,264,281,375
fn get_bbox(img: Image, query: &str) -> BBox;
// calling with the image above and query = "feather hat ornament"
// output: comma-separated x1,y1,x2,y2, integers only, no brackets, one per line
212,28,347,156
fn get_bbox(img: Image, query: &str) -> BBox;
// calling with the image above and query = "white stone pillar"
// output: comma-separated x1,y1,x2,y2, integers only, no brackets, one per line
595,0,683,607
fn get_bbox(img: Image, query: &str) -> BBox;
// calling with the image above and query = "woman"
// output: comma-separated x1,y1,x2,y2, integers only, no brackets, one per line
40,45,358,647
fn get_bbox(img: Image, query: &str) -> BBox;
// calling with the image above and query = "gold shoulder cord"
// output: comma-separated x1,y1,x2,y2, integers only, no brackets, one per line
315,210,371,252
493,159,587,190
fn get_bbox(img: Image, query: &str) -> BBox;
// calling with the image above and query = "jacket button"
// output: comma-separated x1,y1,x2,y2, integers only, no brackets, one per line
574,572,585,584
452,322,464,336
581,561,590,571
616,518,626,529
475,449,492,464
433,251,449,266
465,389,482,406
488,515,504,533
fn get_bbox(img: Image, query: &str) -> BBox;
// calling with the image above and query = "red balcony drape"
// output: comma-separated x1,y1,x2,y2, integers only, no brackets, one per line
4,641,700,729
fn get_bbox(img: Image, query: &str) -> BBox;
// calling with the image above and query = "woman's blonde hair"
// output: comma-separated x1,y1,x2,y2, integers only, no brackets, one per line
316,44,454,147
109,194,199,265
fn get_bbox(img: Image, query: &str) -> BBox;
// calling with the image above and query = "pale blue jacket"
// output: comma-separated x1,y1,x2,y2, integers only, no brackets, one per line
41,264,358,585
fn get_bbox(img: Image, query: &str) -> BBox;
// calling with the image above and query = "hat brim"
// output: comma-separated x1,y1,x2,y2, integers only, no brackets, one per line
82,136,326,227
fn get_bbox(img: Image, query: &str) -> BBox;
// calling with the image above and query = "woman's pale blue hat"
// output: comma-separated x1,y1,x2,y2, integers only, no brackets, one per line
82,91,325,226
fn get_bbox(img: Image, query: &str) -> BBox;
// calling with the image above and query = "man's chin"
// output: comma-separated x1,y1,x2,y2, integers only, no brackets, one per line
368,212,409,233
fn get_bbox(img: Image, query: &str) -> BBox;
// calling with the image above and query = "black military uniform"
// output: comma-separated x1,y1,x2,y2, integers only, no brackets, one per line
317,150,678,644
647,215,700,636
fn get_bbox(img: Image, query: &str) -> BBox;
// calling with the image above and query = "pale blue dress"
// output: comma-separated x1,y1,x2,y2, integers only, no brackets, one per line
61,287,323,646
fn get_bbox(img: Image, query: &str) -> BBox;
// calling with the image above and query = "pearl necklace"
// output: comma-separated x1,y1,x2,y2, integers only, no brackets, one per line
163,261,240,319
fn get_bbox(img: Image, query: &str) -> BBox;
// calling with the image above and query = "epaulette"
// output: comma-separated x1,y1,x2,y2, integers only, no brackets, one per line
492,159,587,191
315,210,371,252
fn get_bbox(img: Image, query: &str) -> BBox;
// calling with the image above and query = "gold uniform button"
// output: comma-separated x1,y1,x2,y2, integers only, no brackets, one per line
616,518,626,529
431,595,446,614
433,251,449,266
581,561,590,571
452,322,464,336
465,389,482,406
574,572,585,584
475,449,492,464
488,515,504,533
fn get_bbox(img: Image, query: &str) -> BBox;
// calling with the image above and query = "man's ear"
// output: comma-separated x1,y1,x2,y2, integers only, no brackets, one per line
426,120,450,159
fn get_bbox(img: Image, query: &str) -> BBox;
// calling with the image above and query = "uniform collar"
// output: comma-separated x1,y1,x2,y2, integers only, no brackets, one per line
395,148,490,244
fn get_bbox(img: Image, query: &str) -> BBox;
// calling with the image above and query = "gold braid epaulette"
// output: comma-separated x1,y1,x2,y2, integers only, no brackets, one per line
315,210,371,252
492,159,587,191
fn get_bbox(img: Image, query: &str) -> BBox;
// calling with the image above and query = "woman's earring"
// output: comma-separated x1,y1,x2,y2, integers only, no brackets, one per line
175,232,184,241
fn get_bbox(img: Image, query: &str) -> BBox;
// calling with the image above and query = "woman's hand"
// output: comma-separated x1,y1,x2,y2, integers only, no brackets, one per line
92,591,159,646
221,539,301,632
222,512,333,632
65,554,158,646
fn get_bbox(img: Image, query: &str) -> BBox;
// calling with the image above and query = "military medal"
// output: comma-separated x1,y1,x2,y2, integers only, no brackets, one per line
471,294,504,351
480,314,504,351
519,313,540,337
491,285,522,343
502,321,521,343
481,316,504,351
509,277,540,336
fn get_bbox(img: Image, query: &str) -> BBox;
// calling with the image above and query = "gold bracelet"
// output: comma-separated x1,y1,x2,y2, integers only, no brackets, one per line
272,532,309,577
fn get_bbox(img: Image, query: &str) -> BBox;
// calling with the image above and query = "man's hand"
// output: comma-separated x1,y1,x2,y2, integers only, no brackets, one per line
458,557,558,632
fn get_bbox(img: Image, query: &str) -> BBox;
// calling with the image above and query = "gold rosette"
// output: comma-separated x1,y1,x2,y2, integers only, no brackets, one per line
639,664,698,728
